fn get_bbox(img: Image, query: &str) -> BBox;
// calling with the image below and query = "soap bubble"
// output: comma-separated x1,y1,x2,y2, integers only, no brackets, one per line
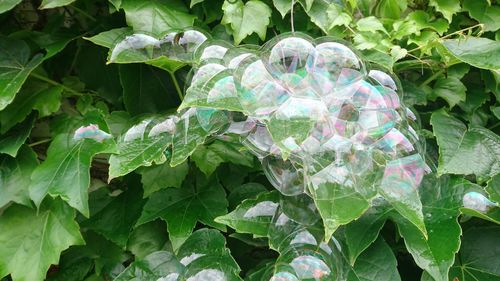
463,192,497,213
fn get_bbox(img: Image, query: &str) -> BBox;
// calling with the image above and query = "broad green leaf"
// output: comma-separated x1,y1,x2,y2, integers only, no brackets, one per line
170,109,229,166
326,3,352,28
486,173,500,203
393,175,465,281
310,181,371,240
448,226,500,280
441,37,500,71
222,0,272,44
0,80,62,133
351,238,401,281
300,0,337,33
463,0,500,32
375,0,407,19
0,36,44,111
84,28,133,49
0,145,38,208
137,174,228,250
356,16,388,34
119,64,180,116
82,178,145,247
361,49,394,70
227,182,268,209
79,231,129,276
429,76,466,108
344,203,391,265
127,220,169,259
30,133,117,217
215,191,279,237
431,109,500,177
139,161,188,197
0,199,84,281
40,0,76,9
429,0,460,22
0,114,34,157
192,141,254,176
114,251,183,281
0,0,22,14
460,206,500,225
120,0,195,37
190,0,204,7
108,116,176,181
407,11,449,35
273,0,292,18
46,252,93,281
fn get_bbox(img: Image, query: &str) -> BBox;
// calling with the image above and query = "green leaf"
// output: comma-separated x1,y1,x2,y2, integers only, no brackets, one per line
273,0,292,18
82,178,145,247
227,182,268,209
356,16,388,34
326,3,352,29
344,204,391,265
170,109,229,166
127,220,169,259
139,161,188,197
119,64,180,116
0,0,22,14
137,174,228,250
0,80,63,133
429,0,460,22
431,109,500,177
192,141,254,176
407,11,449,35
486,173,500,203
30,133,117,217
84,28,133,49
120,0,195,37
0,36,44,111
0,145,38,208
80,231,129,276
448,226,500,280
351,238,401,281
375,0,407,19
39,0,76,9
463,0,500,32
222,0,272,44
393,175,465,281
441,37,500,71
108,116,176,181
0,199,84,281
0,114,34,157
215,191,279,237
429,76,466,108
114,251,183,281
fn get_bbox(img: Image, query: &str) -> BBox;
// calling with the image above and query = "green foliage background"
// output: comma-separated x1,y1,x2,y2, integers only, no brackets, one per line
0,0,499,280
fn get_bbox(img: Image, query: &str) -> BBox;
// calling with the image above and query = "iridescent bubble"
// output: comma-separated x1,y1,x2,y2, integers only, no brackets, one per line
262,156,305,196
463,192,497,213
110,34,160,63
159,29,208,62
265,35,316,78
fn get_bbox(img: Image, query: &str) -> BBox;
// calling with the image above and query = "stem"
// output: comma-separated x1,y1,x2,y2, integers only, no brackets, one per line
169,71,184,101
290,0,295,33
30,72,83,96
420,69,445,87
29,139,52,147
70,5,97,22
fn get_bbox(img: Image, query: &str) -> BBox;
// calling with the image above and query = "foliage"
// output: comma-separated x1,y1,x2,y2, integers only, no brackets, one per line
0,0,499,280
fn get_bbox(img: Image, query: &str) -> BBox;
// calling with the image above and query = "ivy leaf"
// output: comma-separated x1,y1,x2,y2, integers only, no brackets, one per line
375,0,407,19
273,0,292,18
393,175,465,281
108,116,176,181
39,0,76,9
429,76,466,108
120,0,195,37
215,191,279,237
0,80,63,133
441,37,500,71
192,141,254,176
139,161,189,197
431,109,500,177
227,182,268,209
170,109,229,166
127,220,169,259
486,173,500,203
137,173,228,250
0,199,84,281
84,27,133,49
356,16,388,34
0,36,44,111
222,0,272,44
114,251,183,281
0,145,38,208
0,0,22,14
429,0,460,22
119,64,180,116
82,177,145,248
0,114,34,157
448,226,500,280
350,238,401,281
463,0,500,32
30,133,117,217
326,3,352,29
